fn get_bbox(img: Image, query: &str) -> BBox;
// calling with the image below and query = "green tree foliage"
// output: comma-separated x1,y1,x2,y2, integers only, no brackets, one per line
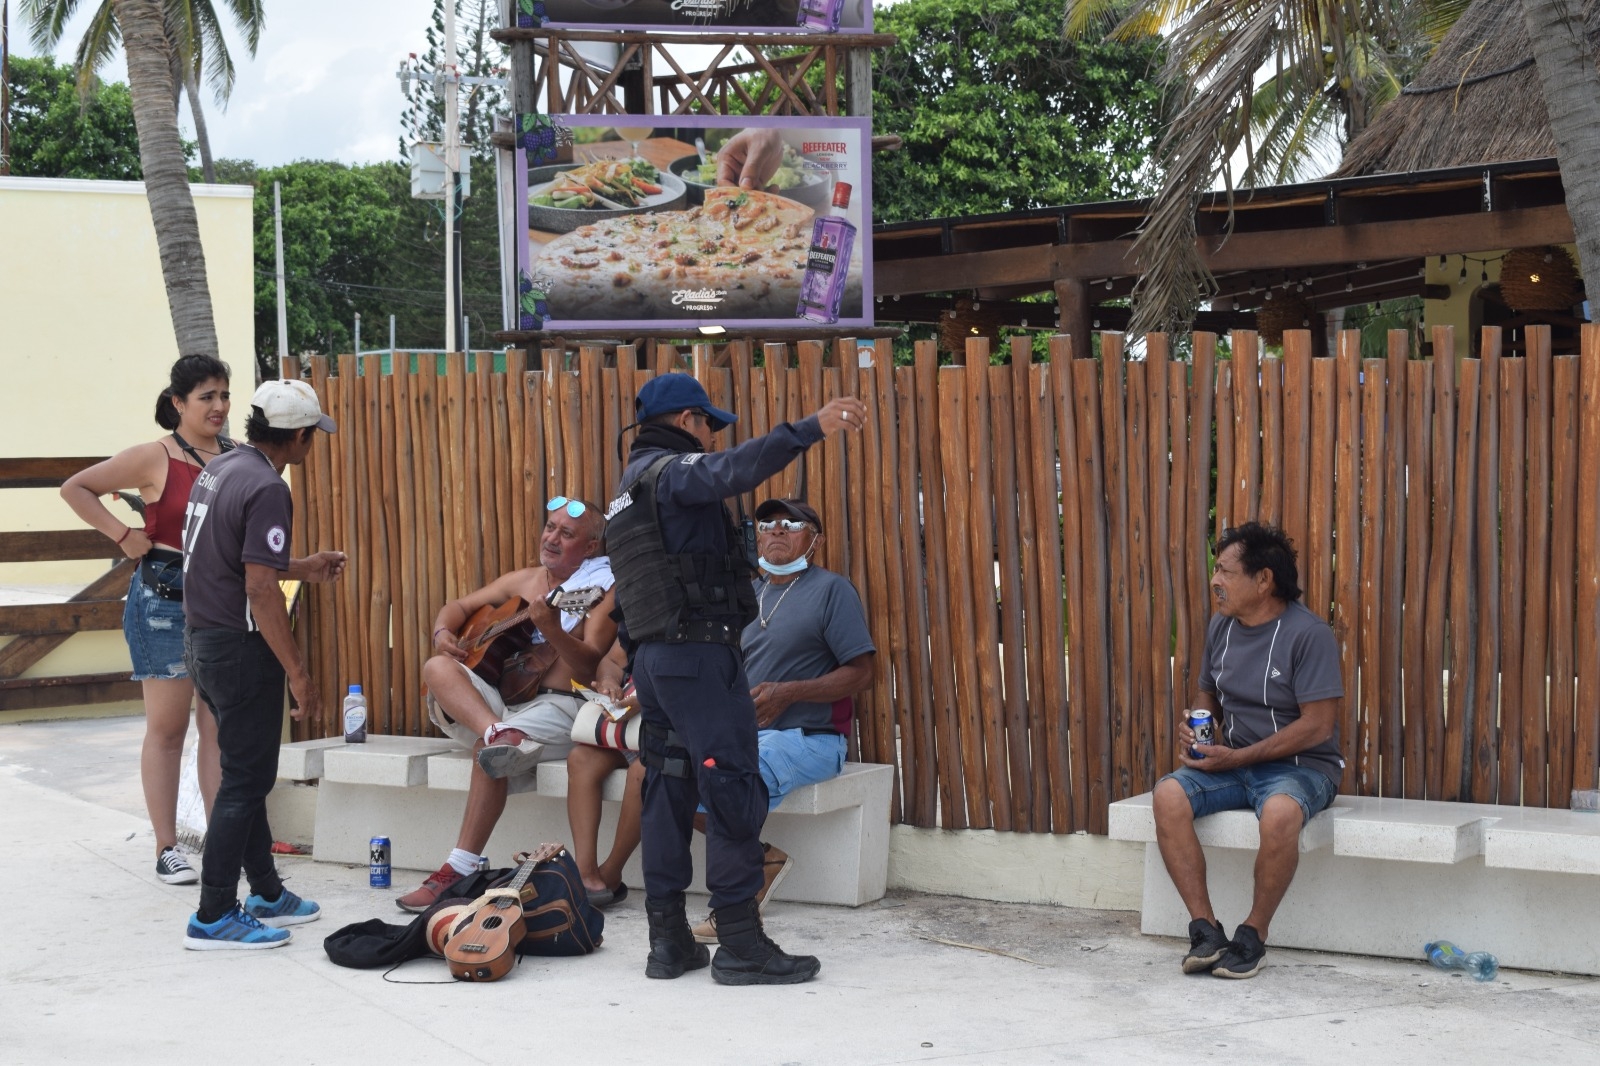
23,0,267,182
4,54,154,178
246,158,503,373
250,161,402,374
871,0,1166,224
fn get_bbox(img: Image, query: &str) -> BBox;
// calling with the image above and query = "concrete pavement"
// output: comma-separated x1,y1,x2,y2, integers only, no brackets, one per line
2,715,1597,1065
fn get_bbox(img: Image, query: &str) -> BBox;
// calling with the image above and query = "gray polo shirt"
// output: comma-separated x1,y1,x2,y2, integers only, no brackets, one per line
182,445,294,632
1199,599,1345,786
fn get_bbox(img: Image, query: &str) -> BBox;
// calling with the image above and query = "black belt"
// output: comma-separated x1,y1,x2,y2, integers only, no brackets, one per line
665,618,743,646
140,548,185,601
802,728,843,737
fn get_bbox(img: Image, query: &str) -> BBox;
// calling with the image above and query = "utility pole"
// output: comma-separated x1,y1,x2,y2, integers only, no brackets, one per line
274,181,288,372
2,0,12,176
443,1,459,353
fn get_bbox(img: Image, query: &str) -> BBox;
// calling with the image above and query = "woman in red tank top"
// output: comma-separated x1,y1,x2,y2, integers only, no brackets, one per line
61,355,233,886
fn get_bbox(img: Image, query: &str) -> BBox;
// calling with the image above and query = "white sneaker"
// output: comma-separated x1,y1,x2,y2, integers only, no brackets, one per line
156,846,199,885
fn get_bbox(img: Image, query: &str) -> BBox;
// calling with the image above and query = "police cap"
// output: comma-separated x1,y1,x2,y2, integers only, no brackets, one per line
635,374,738,432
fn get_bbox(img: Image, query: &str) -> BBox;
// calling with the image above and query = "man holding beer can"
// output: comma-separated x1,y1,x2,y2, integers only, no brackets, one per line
1151,523,1343,979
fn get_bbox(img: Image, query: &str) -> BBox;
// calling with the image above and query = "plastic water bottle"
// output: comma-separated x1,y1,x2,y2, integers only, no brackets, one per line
342,685,367,743
1425,940,1498,981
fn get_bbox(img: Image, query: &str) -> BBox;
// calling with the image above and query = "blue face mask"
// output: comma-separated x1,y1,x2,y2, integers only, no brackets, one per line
759,554,809,576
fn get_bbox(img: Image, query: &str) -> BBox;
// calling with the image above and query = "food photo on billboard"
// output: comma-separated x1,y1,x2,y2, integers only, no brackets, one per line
534,0,870,32
515,115,874,330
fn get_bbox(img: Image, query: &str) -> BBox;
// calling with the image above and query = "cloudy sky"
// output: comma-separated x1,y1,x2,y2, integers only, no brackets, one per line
14,2,891,171
15,0,449,167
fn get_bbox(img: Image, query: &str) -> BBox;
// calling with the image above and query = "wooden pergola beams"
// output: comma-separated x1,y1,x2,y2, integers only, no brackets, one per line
490,28,898,117
873,162,1575,325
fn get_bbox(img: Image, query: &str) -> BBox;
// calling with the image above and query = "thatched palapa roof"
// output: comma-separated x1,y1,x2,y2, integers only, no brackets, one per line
1336,0,1598,177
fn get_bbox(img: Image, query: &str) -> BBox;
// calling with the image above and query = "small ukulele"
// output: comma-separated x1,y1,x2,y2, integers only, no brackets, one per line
442,842,560,982
454,585,607,692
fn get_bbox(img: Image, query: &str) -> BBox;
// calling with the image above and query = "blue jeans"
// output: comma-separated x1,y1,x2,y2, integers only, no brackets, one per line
1162,760,1338,826
185,627,286,919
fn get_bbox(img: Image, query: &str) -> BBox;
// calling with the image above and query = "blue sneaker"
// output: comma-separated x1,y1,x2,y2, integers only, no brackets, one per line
244,888,321,928
183,904,291,951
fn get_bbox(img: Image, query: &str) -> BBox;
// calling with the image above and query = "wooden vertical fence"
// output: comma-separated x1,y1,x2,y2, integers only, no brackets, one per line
291,326,1600,833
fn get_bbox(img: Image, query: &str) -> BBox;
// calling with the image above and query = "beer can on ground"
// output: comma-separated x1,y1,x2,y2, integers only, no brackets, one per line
369,836,392,888
1187,709,1215,758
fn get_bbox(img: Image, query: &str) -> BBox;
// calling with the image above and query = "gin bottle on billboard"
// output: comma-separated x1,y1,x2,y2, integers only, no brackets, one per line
796,182,856,324
797,0,846,32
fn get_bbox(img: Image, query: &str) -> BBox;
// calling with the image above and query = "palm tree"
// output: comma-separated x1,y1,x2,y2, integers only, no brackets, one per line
1064,0,1468,335
115,0,215,357
22,0,263,182
1519,0,1600,297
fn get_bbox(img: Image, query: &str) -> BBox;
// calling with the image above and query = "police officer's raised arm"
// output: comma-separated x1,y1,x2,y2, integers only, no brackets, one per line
660,396,866,507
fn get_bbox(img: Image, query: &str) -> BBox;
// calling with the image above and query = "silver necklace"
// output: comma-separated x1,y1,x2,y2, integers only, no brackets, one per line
757,571,804,629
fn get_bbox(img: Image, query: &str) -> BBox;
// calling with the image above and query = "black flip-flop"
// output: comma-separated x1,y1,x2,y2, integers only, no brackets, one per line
589,882,629,908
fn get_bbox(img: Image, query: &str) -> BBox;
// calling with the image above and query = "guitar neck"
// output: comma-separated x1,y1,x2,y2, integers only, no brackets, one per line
476,608,533,648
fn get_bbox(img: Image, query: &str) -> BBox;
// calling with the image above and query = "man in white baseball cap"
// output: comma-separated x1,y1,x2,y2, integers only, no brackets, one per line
180,377,345,951
249,378,338,433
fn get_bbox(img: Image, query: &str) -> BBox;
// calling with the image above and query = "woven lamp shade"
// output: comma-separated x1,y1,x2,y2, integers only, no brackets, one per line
938,297,1005,353
1254,293,1316,346
1500,246,1580,312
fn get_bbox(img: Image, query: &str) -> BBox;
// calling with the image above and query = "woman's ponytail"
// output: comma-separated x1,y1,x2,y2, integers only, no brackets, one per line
154,387,180,430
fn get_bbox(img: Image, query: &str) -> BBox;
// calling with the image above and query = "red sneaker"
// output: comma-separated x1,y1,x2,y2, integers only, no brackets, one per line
396,862,466,913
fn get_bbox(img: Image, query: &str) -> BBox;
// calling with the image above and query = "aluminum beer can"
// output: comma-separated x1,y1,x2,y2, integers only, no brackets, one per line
369,836,392,888
1187,709,1215,757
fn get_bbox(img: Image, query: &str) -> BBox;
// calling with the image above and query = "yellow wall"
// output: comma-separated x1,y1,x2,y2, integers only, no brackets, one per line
0,176,255,585
0,177,255,690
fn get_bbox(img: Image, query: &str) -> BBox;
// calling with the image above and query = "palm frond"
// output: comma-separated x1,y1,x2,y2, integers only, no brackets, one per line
70,1,120,103
21,0,86,52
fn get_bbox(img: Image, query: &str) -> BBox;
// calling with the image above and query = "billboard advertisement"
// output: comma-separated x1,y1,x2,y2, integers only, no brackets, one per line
516,115,873,331
518,0,872,32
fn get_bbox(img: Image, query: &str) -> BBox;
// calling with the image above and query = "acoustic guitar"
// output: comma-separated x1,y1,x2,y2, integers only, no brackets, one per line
454,586,606,699
442,842,560,981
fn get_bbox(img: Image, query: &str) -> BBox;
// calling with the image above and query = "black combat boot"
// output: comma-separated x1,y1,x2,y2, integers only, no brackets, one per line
645,894,709,979
710,898,821,985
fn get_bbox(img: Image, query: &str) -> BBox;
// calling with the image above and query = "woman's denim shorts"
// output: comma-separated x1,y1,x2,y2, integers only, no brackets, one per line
122,569,189,681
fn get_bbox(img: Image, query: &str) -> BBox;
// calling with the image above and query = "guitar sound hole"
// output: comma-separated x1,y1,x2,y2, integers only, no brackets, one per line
481,915,505,930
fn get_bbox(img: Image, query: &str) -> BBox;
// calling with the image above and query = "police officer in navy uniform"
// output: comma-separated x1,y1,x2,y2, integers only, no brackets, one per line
606,373,866,985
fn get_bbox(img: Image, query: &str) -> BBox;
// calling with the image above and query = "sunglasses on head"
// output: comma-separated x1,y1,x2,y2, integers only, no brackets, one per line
757,518,813,533
547,496,587,518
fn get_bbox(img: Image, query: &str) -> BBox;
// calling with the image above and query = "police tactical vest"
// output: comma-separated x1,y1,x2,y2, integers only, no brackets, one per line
606,453,758,644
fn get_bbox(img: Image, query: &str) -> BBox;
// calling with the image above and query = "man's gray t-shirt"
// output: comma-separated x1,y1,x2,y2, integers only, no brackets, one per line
741,567,874,733
182,445,294,632
1199,599,1345,786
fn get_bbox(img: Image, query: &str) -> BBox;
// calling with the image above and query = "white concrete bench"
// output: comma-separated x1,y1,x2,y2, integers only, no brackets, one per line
268,736,893,906
1109,792,1600,975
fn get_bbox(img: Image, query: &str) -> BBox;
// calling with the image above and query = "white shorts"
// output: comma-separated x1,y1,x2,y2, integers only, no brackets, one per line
426,659,582,764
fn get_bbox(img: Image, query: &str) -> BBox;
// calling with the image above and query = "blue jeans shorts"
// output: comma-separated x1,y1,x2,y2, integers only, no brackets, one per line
757,729,847,811
1162,760,1337,826
122,570,188,681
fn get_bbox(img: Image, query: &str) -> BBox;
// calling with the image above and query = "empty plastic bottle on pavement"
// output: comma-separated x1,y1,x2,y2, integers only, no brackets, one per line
1425,940,1498,981
343,685,367,743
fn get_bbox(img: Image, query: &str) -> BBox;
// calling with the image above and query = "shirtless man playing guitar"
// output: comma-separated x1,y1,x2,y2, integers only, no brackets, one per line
397,496,618,913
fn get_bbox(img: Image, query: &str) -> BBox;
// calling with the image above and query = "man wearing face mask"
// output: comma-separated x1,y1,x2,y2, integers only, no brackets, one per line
606,373,866,986
687,496,875,943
